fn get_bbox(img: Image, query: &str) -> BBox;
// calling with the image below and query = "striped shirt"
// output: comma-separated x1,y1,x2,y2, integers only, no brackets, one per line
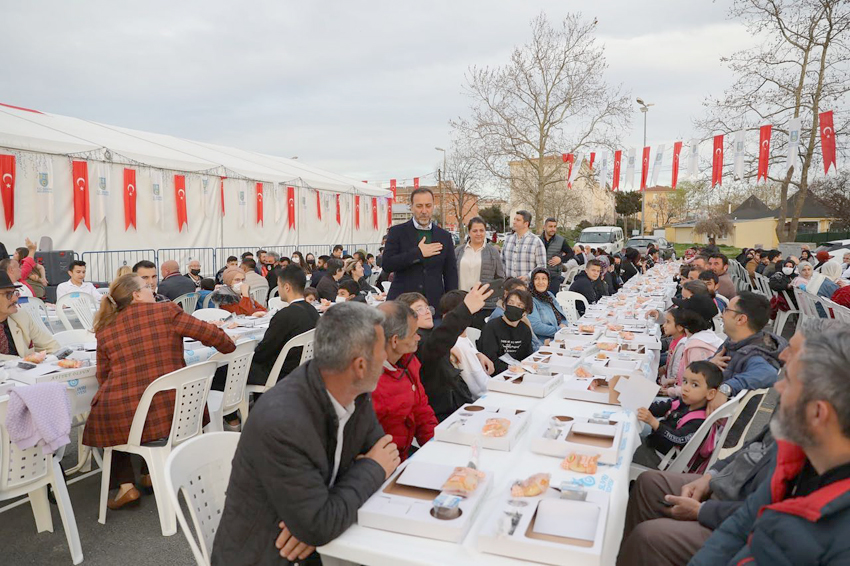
503,231,547,278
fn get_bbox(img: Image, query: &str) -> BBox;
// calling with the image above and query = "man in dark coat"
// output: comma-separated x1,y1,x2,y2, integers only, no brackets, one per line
156,259,196,301
382,188,458,309
568,259,603,316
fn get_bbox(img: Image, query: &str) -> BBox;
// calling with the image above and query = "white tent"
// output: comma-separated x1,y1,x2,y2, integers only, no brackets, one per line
0,102,391,273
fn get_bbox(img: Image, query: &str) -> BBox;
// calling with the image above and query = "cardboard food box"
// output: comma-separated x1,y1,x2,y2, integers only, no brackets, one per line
487,368,562,398
589,357,641,375
561,373,624,405
358,460,492,543
478,489,610,566
529,415,624,464
434,404,530,451
526,351,581,375
9,364,97,385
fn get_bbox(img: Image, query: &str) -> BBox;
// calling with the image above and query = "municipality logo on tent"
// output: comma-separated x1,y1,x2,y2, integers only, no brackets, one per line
239,191,245,203
153,183,161,196
98,176,108,194
39,172,49,187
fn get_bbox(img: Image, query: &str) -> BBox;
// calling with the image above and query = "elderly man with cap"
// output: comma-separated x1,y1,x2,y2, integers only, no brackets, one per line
0,270,59,361
156,259,196,301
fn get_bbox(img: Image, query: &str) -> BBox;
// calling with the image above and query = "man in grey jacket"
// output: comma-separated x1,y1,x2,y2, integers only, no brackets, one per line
212,302,400,565
539,217,575,292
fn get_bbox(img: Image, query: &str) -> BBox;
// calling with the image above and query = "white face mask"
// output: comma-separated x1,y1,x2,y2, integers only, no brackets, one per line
782,267,794,276
232,282,243,292
292,257,300,264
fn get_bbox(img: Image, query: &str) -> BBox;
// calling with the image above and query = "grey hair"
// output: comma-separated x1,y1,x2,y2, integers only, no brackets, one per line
313,302,385,372
379,301,415,344
799,317,846,341
266,251,280,262
798,324,850,437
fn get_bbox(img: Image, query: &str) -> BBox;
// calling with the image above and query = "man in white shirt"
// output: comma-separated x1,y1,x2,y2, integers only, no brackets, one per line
56,260,101,302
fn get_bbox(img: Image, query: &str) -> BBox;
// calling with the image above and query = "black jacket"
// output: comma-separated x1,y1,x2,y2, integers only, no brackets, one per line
212,360,386,566
157,272,197,301
383,220,458,308
568,272,598,315
248,300,320,386
416,302,474,421
309,268,327,289
621,260,639,283
316,274,339,302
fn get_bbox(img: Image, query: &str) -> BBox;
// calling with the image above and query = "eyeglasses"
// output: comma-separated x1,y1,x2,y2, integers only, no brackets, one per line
1,290,20,300
725,308,745,317
414,305,435,317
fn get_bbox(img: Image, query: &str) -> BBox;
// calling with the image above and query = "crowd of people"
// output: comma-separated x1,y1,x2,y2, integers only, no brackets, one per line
4,189,850,565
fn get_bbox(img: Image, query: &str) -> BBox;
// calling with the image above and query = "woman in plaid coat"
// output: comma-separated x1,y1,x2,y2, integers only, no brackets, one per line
83,273,235,508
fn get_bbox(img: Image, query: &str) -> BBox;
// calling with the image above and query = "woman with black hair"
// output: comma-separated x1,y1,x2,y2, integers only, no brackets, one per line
622,247,641,283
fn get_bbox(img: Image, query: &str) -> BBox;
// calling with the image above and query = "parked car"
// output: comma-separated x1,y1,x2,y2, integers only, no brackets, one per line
625,236,676,259
815,239,850,262
576,226,625,254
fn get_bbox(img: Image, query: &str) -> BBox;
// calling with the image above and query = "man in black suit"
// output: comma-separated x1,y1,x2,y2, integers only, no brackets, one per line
382,187,458,308
157,260,197,301
248,265,320,386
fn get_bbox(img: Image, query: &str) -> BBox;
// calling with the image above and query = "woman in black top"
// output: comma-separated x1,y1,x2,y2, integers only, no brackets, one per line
479,288,535,375
622,247,641,283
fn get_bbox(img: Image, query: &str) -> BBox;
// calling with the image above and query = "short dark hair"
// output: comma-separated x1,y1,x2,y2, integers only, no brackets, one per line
15,247,28,260
515,210,532,226
326,258,344,276
678,309,713,333
439,289,467,316
733,291,771,333
68,260,86,271
687,360,724,390
332,244,344,253
625,247,640,262
366,253,374,260
679,264,692,279
257,249,267,256
339,279,360,295
280,256,291,264
278,264,307,292
241,251,254,259
467,216,487,232
682,280,710,296
241,258,257,269
200,278,216,291
709,253,729,266
586,259,603,270
132,260,156,272
226,255,238,263
318,255,330,263
503,277,526,294
397,292,427,308
544,217,557,225
304,286,318,300
410,187,435,201
505,288,533,314
768,250,782,261
698,271,719,284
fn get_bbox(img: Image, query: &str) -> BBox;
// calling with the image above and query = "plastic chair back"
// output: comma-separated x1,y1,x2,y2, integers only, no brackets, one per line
555,290,589,325
381,281,392,294
53,329,96,348
191,308,232,322
269,286,280,299
17,296,54,334
268,297,289,311
209,340,257,418
174,292,200,313
466,327,482,345
709,388,771,467
165,432,240,566
249,286,268,308
0,398,52,494
251,329,315,392
55,292,98,331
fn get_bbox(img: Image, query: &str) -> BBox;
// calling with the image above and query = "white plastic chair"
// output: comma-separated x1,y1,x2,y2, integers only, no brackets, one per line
0,395,83,564
53,329,96,348
55,292,98,331
17,296,53,334
245,329,315,414
269,286,280,299
165,432,240,566
201,294,215,309
268,297,289,311
793,286,821,329
466,327,482,345
822,297,850,322
205,340,257,432
630,390,744,480
98,361,218,536
753,273,773,299
709,388,771,468
191,308,232,323
174,292,201,313
555,290,589,325
381,281,392,294
563,265,580,286
774,289,800,336
249,286,268,308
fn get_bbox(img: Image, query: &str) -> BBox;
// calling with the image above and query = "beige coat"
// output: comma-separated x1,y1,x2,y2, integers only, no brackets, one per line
0,310,60,361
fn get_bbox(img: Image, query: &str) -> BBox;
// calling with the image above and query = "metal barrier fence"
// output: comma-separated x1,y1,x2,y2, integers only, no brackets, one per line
157,247,217,280
82,249,157,284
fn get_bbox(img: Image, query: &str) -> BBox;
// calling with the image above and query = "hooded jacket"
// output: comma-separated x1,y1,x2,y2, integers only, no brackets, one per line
371,353,437,460
716,330,787,396
689,440,850,566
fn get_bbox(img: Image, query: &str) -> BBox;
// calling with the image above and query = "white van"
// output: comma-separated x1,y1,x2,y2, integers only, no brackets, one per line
577,226,625,254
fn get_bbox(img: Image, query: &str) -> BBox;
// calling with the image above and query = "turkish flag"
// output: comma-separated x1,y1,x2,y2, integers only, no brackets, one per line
820,111,837,174
355,196,361,229
174,174,188,231
563,154,574,189
0,154,15,230
413,177,419,189
123,168,136,230
220,177,227,216
757,125,772,183
256,182,264,225
390,178,397,202
671,141,683,189
336,194,341,225
612,150,622,191
287,186,296,229
712,135,724,187
589,152,595,171
387,197,392,228
72,160,90,231
316,190,322,221
372,197,379,229
640,146,650,191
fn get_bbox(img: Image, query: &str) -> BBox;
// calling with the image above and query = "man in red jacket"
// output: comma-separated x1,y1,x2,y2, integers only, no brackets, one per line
372,300,438,460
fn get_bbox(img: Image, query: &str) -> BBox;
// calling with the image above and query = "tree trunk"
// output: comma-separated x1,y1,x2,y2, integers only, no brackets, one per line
775,166,795,243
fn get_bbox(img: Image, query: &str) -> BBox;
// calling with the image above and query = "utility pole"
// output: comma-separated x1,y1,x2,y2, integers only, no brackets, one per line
637,97,654,236
436,147,446,228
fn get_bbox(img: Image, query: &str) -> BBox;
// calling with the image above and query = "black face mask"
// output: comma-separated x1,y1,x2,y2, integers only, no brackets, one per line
504,305,524,322
190,269,201,276
307,259,315,265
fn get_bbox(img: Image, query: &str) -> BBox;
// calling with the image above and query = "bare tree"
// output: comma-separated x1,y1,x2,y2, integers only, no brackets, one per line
452,13,631,230
695,216,735,239
441,143,483,238
697,0,850,242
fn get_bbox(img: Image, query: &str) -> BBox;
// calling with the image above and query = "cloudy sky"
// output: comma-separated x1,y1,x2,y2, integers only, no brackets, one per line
2,0,753,190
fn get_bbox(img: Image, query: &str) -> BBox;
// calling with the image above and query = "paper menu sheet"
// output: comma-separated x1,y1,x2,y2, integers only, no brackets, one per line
614,375,660,411
533,499,599,542
395,461,453,491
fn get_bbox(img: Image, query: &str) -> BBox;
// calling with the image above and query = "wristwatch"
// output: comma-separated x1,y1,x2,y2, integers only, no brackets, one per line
719,383,733,397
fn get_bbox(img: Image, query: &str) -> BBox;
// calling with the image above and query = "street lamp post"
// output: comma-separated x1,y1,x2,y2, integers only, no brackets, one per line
435,147,447,227
636,97,654,236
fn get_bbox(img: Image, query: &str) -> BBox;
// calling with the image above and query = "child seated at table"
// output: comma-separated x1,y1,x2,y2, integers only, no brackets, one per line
658,307,687,391
337,279,366,303
479,288,535,375
633,360,722,471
